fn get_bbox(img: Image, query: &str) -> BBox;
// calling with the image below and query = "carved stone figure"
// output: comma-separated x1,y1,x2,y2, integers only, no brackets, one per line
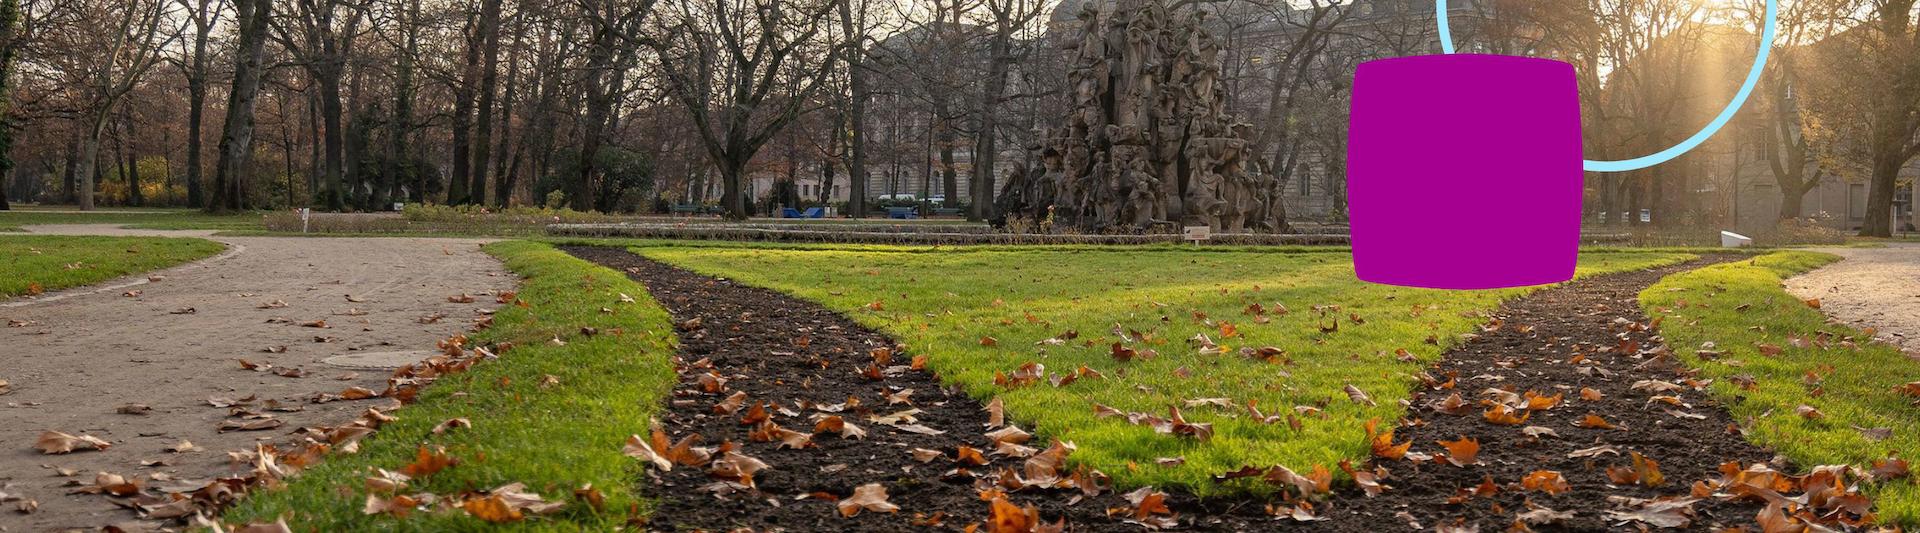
1011,0,1281,234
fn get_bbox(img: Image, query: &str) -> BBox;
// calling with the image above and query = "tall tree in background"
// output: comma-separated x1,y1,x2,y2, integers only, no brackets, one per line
644,0,839,220
49,0,180,210
966,0,1045,221
1843,0,1920,236
389,0,421,204
490,1,526,207
209,0,273,212
836,0,873,217
0,0,17,211
448,5,480,205
274,0,368,211
572,0,652,211
176,0,227,208
1248,0,1348,232
468,0,504,206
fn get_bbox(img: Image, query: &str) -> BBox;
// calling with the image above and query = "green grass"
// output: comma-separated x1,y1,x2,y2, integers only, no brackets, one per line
0,235,226,298
224,241,679,530
1642,251,1920,524
0,206,264,232
637,243,1695,493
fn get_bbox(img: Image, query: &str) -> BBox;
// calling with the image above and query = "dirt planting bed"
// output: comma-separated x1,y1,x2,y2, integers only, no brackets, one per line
572,248,1873,532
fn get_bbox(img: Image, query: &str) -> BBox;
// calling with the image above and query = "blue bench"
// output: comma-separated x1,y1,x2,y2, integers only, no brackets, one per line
781,207,825,219
671,204,704,215
886,206,918,219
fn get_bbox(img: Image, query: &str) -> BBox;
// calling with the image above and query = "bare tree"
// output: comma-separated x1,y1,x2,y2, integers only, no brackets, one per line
641,0,840,220
209,0,274,212
175,0,228,208
45,0,182,210
836,0,875,216
1828,0,1920,236
272,0,370,211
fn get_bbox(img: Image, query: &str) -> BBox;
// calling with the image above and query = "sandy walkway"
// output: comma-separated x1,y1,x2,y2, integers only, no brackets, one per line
0,225,513,530
1785,243,1920,352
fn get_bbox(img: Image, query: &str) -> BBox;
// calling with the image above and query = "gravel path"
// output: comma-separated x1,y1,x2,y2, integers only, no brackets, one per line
0,225,513,531
1785,243,1920,353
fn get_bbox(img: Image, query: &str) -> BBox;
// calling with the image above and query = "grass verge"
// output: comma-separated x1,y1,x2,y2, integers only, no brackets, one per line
223,241,678,530
0,235,225,299
0,206,264,232
637,243,1694,493
1642,251,1920,524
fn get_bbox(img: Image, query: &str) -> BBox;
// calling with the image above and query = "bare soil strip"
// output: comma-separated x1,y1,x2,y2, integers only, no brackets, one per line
0,229,511,531
567,247,1307,532
1319,257,1778,530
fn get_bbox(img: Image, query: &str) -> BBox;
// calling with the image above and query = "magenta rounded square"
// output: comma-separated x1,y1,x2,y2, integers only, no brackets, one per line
1346,54,1584,290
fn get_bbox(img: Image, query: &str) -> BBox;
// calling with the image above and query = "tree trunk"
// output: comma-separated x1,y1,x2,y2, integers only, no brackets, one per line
62,131,77,203
971,28,1012,221
572,9,619,213
492,15,521,207
720,158,747,220
393,0,420,204
318,69,346,211
182,0,213,208
123,126,142,206
209,0,271,213
838,0,866,218
939,138,956,202
448,10,480,206
1862,156,1900,237
469,0,503,207
77,116,106,210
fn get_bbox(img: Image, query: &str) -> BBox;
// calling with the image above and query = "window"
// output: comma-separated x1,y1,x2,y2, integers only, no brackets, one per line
1849,183,1867,219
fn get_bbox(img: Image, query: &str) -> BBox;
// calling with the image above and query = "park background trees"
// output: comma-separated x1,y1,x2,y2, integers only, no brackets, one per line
0,0,1909,235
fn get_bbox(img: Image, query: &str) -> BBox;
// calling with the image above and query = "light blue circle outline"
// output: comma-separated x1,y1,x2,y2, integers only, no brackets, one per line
1436,0,1778,172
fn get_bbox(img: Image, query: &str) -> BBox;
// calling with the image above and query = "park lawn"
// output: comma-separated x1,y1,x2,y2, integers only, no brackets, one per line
638,243,1695,493
223,241,679,530
1642,251,1920,524
0,235,225,298
0,206,264,232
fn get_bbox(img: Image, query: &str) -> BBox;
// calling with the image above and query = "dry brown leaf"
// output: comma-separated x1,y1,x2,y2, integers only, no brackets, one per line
1365,419,1410,460
219,418,284,432
431,418,472,434
985,397,1006,428
624,433,673,471
1576,413,1623,430
1437,436,1481,466
1344,384,1376,406
35,430,111,454
1521,470,1569,495
813,416,868,439
837,483,901,517
1483,404,1530,426
400,446,455,478
363,493,420,517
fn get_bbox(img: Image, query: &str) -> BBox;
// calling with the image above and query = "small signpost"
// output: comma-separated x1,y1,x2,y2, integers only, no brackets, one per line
298,208,311,234
1183,225,1211,244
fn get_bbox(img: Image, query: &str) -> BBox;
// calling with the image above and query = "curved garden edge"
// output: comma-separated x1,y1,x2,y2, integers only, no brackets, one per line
1641,251,1920,524
0,234,227,302
215,241,680,530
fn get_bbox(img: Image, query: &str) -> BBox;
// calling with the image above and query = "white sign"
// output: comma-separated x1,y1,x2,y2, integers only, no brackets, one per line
1720,230,1753,248
298,208,312,234
1183,226,1211,243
